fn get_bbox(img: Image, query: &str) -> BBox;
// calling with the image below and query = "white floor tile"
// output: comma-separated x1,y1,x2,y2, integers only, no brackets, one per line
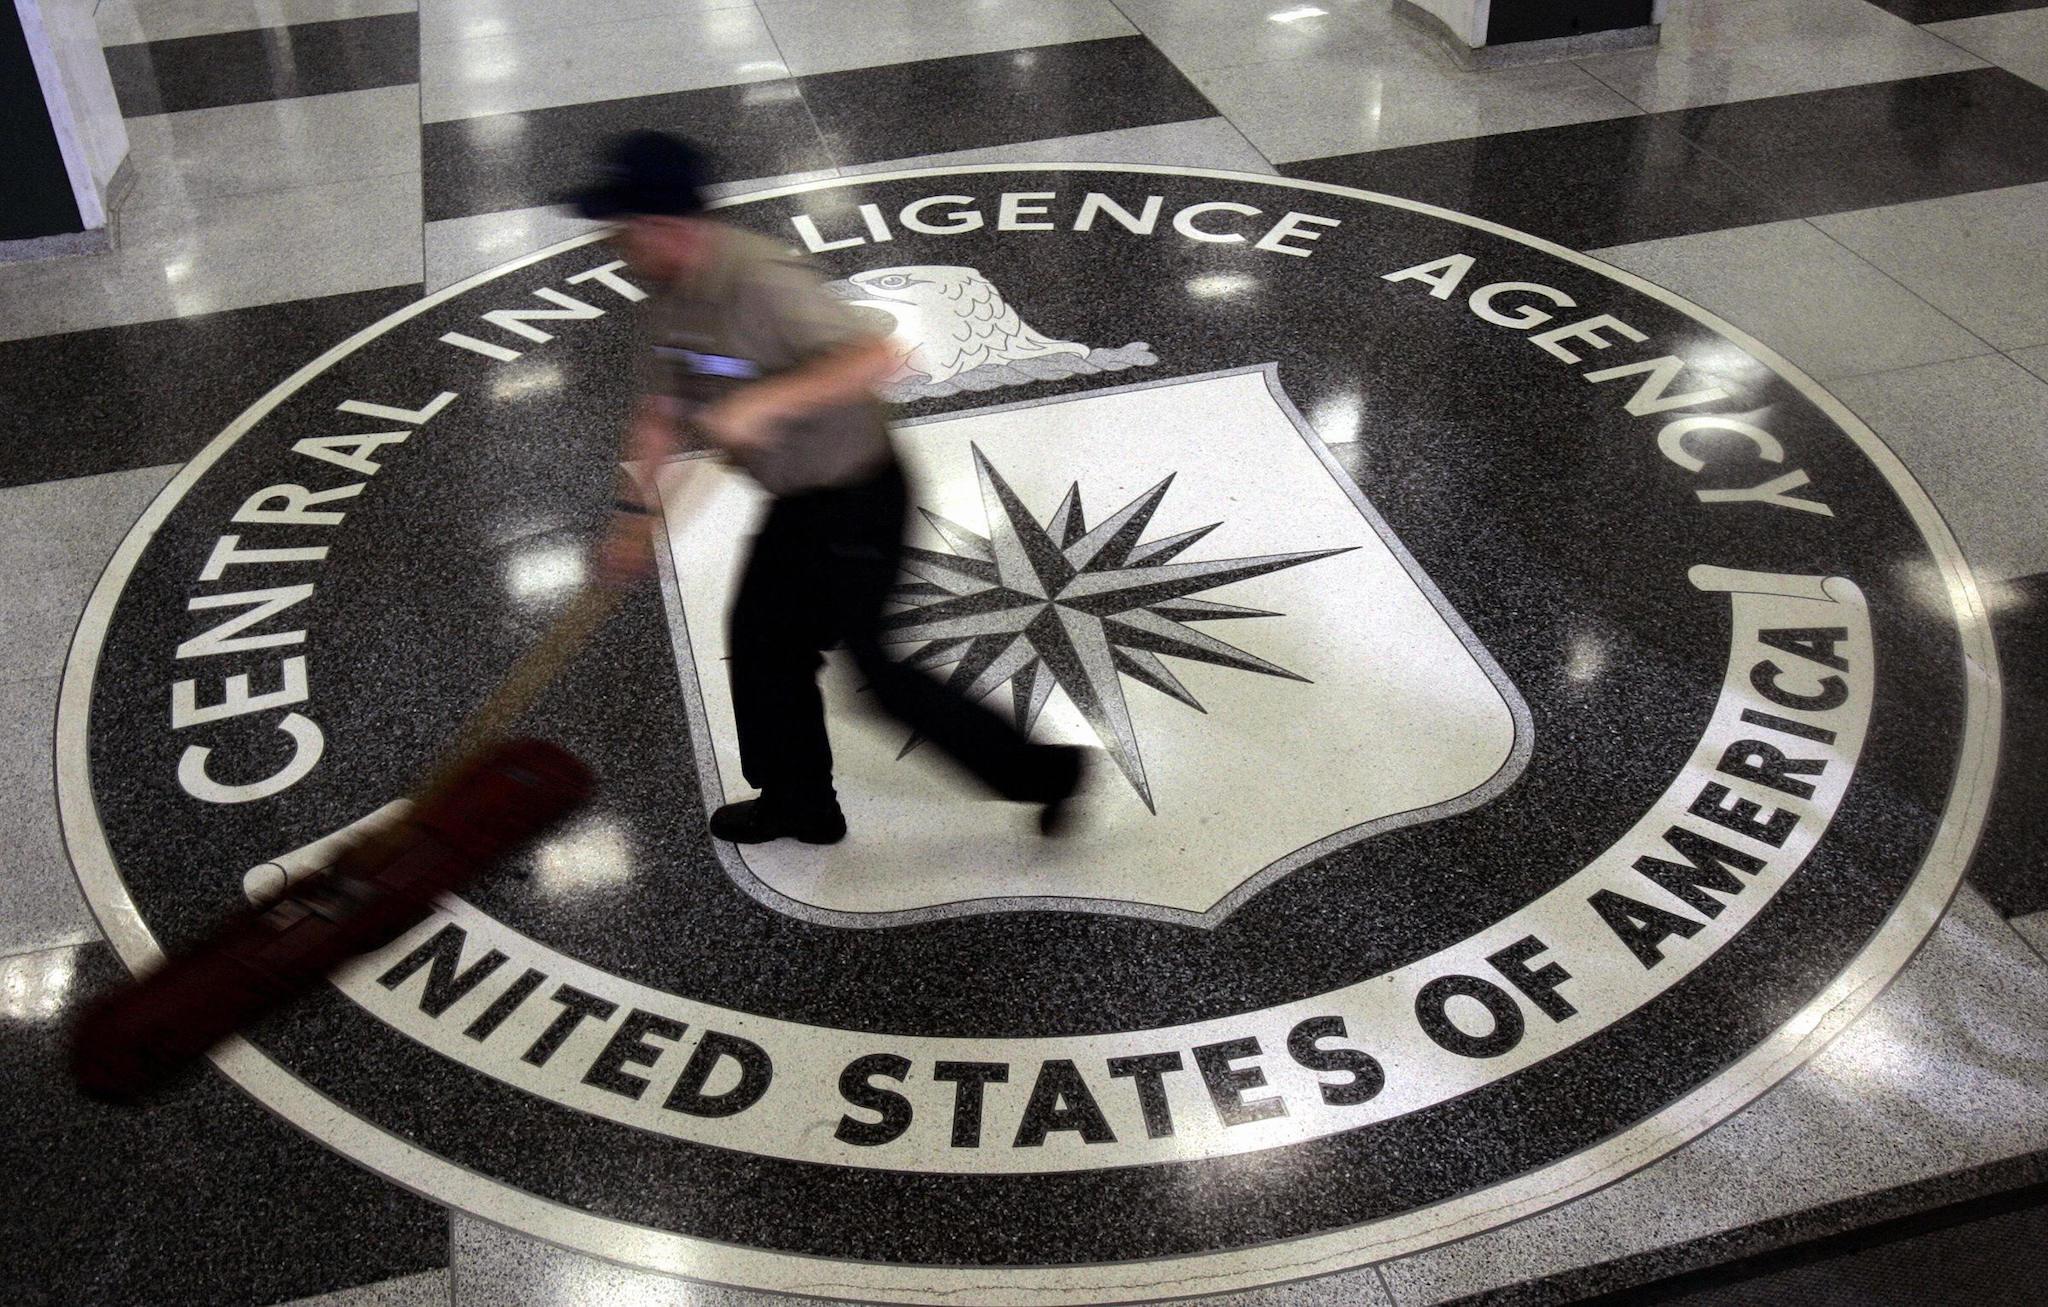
420,8,787,122
420,0,755,47
1575,0,1984,113
0,470,176,958
0,465,180,684
1192,48,1638,163
1814,182,2048,354
1190,1270,1396,1305
1927,8,2048,93
1376,886,2048,1304
1828,353,2048,582
95,0,415,46
123,86,419,210
1115,0,1399,73
0,576,99,694
0,678,95,959
756,0,1135,77
0,544,96,688
0,176,421,342
2012,345,2048,385
1587,219,1993,383
839,117,1274,178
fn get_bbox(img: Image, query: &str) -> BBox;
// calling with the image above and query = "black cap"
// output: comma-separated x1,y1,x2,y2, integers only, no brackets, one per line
568,131,709,219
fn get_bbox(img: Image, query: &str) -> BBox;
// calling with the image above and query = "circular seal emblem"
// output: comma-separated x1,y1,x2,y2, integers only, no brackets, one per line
61,167,1999,1300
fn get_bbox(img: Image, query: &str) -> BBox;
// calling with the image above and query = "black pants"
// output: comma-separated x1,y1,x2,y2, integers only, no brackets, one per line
727,461,1055,806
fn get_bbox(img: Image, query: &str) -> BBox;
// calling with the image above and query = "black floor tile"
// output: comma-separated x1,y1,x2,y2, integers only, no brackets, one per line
1674,68,2048,220
0,945,237,1146
0,1100,446,1307
1966,571,2048,917
422,81,832,223
1284,68,2048,246
105,13,419,117
1501,1156,2048,1305
0,943,447,1306
1600,1179,2048,1306
1282,114,1800,250
422,37,1217,224
0,283,421,488
1863,0,2048,21
799,35,1216,167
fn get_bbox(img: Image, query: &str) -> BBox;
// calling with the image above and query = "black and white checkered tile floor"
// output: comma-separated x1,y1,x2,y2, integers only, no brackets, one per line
4,1,2047,1304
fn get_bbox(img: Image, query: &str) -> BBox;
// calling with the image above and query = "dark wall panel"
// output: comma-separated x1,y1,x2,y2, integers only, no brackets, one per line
0,3,84,240
1486,0,1657,44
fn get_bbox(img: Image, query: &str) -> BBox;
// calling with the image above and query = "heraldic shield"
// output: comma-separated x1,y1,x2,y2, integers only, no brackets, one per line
654,365,1531,927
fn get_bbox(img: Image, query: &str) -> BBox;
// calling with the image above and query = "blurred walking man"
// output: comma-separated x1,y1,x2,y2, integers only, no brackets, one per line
577,132,1083,845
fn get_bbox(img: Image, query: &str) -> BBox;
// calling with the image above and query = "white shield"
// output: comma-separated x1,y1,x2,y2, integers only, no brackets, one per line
654,365,1529,927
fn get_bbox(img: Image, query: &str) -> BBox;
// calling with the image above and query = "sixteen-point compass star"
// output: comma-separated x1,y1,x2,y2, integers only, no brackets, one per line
884,446,1355,810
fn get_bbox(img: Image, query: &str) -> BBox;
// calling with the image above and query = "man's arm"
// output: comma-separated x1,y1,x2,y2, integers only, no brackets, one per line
596,395,679,585
695,334,899,455
598,329,895,583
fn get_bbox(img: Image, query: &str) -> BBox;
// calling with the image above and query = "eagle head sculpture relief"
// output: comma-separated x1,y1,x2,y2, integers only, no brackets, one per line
824,265,1157,401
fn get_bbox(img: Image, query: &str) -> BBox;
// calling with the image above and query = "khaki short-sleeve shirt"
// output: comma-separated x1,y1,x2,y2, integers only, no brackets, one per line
639,227,892,496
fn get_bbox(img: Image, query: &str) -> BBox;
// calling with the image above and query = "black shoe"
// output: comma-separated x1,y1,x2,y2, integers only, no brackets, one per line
710,795,847,845
1036,746,1086,837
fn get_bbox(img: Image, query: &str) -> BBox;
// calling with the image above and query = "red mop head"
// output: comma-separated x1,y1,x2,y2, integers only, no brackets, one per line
70,738,592,1104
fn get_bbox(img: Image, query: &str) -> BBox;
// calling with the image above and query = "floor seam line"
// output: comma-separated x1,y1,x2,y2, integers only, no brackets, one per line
1824,343,2003,385
444,1206,460,1307
2006,913,2048,972
1828,344,2020,384
1800,217,1998,358
1219,110,1277,172
1372,1260,1402,1304
1102,0,1274,165
753,6,835,174
1568,53,1653,115
1914,14,1993,62
0,934,100,964
414,0,427,288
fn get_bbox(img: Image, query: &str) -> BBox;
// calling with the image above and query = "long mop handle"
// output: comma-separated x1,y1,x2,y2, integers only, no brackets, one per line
391,455,725,831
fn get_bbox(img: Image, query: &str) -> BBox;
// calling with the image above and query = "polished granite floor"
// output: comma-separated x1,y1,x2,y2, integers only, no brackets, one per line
4,1,2048,1304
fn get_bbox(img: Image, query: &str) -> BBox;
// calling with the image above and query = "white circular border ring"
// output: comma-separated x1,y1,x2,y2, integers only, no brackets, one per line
56,166,2003,1304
